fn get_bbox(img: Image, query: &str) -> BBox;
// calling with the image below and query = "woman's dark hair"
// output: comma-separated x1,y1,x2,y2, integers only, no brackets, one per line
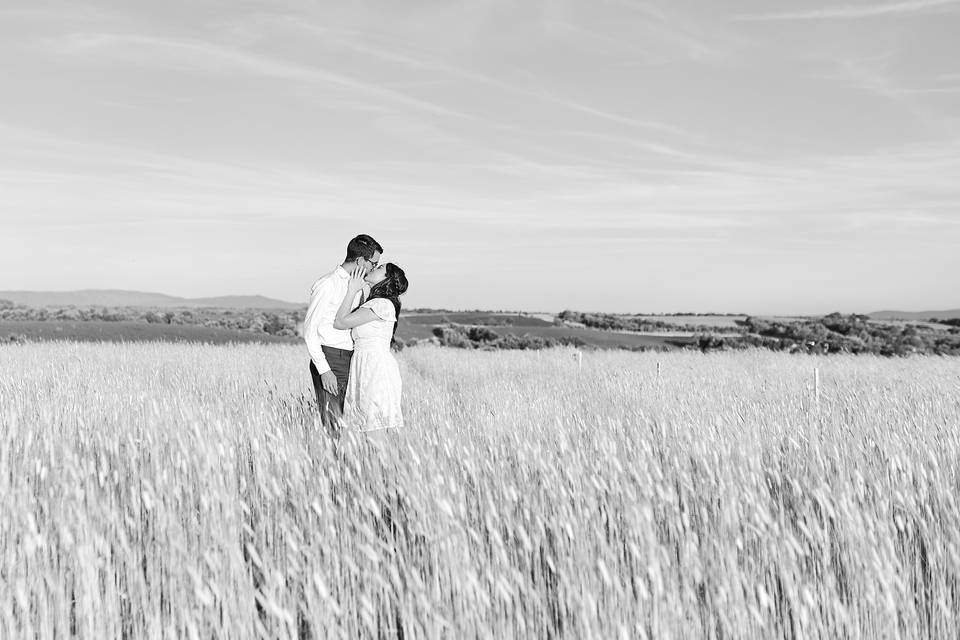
345,234,383,262
367,263,408,345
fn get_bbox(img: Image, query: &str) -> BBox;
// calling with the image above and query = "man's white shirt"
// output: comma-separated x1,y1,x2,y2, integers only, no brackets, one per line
303,266,361,375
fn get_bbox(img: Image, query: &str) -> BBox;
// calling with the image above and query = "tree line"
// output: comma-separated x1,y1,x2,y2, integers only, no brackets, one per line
0,301,303,337
4,300,959,355
709,313,960,356
557,310,743,333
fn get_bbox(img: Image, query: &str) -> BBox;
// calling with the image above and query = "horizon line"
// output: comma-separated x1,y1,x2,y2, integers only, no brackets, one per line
0,288,957,317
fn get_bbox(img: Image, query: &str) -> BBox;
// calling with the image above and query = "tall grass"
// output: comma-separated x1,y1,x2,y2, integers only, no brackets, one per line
1,343,959,638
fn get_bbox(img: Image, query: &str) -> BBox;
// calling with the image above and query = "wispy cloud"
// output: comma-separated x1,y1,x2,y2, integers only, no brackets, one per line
736,0,959,21
39,27,697,144
891,71,960,94
37,32,484,122
271,18,695,139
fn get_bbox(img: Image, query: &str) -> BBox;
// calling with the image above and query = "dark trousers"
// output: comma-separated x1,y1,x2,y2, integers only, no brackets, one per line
310,346,353,436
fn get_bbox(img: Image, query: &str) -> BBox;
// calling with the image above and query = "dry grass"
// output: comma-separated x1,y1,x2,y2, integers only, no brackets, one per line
1,343,959,638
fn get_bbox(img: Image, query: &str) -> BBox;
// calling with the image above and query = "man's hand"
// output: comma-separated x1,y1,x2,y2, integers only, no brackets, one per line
320,371,339,396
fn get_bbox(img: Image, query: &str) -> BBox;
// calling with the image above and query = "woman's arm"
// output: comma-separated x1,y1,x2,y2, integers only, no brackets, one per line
334,305,378,330
334,265,378,330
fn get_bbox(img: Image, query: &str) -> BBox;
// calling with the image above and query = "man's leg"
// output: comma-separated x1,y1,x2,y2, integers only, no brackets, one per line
319,347,352,437
309,360,324,408
311,358,341,437
335,352,351,416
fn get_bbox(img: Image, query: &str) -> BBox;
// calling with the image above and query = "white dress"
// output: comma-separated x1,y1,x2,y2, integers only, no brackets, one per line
342,298,404,432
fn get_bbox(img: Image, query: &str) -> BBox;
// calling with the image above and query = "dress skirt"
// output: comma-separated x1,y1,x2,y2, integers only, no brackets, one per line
342,345,404,432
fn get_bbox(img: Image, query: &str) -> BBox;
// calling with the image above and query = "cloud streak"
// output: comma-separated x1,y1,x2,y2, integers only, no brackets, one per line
273,18,695,139
736,0,959,21
38,32,485,123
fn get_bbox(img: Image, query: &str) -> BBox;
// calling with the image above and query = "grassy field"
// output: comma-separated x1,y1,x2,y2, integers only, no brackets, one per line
403,312,556,328
485,325,693,348
2,343,959,638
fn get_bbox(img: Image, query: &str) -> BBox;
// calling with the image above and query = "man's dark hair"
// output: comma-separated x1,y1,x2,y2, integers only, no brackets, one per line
345,234,383,262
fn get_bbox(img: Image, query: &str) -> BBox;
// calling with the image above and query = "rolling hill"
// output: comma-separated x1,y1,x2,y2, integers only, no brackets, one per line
869,309,960,321
0,290,302,309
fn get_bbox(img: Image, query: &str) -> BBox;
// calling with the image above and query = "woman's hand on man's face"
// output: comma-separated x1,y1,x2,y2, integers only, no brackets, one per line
347,264,366,292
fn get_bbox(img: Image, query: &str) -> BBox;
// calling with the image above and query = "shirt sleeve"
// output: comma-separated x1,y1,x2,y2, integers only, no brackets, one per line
303,279,335,374
364,298,396,321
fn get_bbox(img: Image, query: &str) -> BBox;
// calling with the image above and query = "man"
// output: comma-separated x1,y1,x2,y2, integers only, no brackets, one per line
304,234,383,435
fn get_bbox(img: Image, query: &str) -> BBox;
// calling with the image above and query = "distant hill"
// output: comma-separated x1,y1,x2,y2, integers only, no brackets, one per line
869,309,960,321
0,290,302,309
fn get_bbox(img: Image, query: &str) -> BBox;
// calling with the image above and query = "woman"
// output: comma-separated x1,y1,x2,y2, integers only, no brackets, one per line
333,262,409,432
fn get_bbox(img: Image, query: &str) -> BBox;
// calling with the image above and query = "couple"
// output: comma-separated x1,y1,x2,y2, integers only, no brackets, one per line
303,234,409,436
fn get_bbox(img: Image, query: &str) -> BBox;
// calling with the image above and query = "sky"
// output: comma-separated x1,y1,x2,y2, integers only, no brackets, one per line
1,0,959,314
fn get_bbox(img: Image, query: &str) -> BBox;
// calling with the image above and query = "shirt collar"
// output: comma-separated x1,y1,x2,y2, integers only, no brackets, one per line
335,265,350,278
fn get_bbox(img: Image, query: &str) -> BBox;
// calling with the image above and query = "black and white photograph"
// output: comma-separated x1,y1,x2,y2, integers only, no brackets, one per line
2,0,960,637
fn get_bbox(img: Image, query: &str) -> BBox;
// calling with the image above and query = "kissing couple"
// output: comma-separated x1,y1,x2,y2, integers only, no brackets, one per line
303,234,409,437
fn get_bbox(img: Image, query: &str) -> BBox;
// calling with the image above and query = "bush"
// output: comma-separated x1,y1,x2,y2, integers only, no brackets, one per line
432,325,473,349
466,326,499,343
263,314,285,335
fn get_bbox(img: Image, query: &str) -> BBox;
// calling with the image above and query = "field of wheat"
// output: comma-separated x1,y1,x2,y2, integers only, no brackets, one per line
1,342,959,638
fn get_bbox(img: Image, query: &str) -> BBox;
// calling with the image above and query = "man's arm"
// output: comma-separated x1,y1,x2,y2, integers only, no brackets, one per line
307,341,331,375
304,279,342,396
303,279,334,374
